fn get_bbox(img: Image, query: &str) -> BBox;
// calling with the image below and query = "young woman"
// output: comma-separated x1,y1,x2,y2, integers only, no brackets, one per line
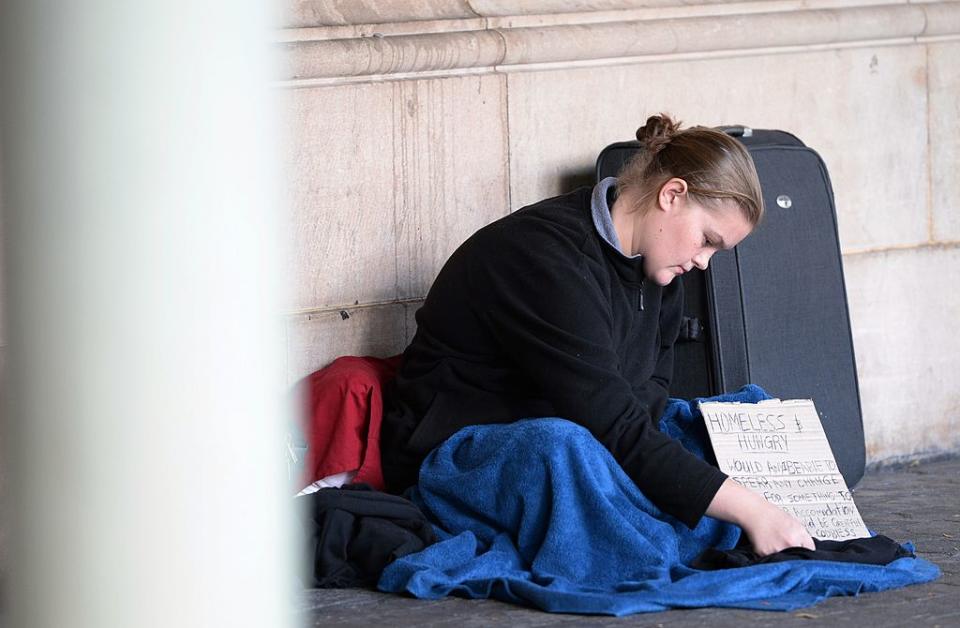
381,114,814,556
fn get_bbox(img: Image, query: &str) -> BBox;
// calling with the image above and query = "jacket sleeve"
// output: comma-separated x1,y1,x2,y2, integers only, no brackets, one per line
473,227,726,528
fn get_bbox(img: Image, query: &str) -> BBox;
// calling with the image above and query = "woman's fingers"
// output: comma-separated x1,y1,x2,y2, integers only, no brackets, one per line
745,502,815,556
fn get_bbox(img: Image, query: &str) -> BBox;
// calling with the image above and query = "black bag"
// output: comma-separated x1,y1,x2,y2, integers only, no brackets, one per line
596,127,865,487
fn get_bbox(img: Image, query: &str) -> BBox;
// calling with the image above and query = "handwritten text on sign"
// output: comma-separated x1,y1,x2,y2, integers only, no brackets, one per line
699,399,869,541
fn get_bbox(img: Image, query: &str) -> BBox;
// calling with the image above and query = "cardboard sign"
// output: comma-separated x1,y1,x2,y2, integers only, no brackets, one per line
699,398,870,541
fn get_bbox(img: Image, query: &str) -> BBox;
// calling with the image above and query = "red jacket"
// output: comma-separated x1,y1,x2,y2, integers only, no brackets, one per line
297,355,401,491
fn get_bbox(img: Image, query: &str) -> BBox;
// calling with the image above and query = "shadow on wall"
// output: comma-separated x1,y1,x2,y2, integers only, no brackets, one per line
558,168,596,195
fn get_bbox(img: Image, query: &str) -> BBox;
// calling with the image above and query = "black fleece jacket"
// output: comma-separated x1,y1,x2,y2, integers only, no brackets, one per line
381,186,728,528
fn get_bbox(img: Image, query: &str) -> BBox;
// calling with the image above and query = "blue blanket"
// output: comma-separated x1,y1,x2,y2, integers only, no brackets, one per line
378,385,939,615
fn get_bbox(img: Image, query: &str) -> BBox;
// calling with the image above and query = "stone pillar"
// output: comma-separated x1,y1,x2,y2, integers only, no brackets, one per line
0,2,292,627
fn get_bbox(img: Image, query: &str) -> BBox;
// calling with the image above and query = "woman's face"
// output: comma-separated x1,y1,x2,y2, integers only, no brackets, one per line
635,180,753,287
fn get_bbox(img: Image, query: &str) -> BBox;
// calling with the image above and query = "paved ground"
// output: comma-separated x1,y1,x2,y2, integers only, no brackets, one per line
297,456,960,628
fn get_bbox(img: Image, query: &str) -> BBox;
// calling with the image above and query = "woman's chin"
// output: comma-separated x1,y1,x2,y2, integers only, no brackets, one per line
650,271,676,287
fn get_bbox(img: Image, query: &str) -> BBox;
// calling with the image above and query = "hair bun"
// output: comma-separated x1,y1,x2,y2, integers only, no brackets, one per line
636,113,681,154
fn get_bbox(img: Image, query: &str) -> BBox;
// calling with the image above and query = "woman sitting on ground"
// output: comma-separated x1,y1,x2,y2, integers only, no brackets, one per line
381,113,814,556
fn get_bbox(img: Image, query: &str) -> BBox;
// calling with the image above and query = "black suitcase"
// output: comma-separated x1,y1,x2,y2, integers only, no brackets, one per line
596,127,866,487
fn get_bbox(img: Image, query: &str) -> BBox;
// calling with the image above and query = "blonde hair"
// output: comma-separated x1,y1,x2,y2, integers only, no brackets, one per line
617,113,764,226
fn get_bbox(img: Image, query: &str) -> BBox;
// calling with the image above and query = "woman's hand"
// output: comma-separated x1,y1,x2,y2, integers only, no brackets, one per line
706,478,815,556
739,499,815,556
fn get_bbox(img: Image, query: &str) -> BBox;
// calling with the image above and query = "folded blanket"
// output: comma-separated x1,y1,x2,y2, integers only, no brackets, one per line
378,385,939,615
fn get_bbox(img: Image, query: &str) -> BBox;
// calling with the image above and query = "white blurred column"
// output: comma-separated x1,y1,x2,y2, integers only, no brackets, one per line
1,2,292,627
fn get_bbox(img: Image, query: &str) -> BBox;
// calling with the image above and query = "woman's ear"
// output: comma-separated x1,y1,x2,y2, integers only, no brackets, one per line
657,178,689,212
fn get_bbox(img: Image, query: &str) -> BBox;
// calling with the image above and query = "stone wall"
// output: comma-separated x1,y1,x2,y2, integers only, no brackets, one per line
290,1,954,463
0,3,954,495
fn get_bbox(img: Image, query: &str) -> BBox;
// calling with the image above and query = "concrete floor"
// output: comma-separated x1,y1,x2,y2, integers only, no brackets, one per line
297,456,960,627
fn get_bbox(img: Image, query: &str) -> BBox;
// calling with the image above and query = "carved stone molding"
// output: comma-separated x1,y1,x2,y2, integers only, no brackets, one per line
279,1,960,84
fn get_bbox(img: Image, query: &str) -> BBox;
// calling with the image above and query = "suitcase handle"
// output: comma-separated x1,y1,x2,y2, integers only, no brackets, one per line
720,125,753,138
677,316,705,342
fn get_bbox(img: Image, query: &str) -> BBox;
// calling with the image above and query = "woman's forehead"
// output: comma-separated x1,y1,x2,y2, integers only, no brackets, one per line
709,204,753,246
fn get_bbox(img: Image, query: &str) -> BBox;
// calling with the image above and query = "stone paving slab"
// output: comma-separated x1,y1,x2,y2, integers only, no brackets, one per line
298,457,960,627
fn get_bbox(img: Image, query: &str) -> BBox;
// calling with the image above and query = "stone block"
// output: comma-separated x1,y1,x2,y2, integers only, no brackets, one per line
929,41,960,242
474,0,908,20
283,31,505,80
284,74,508,311
392,75,510,300
507,45,929,251
843,246,960,462
497,6,927,67
284,84,397,311
286,303,409,384
283,1,474,28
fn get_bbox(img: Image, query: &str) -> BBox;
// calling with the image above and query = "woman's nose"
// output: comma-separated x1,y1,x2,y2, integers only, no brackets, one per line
693,250,714,270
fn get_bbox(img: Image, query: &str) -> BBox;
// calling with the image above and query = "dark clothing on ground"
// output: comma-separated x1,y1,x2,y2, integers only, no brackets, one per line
691,534,914,570
296,484,437,588
381,185,727,528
